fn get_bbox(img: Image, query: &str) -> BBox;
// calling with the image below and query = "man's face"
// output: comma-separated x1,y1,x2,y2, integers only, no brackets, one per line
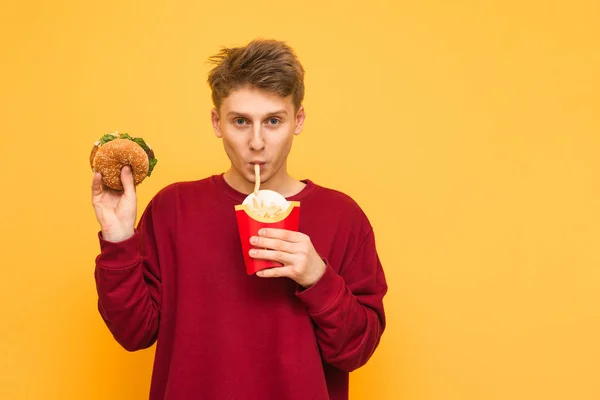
211,86,305,190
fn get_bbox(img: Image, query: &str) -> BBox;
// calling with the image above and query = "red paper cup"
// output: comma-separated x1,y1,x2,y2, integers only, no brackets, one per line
235,195,300,275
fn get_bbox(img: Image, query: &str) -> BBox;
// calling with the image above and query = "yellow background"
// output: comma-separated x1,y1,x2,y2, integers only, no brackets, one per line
1,0,599,399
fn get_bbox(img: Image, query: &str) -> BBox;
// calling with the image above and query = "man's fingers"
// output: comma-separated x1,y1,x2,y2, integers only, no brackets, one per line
121,166,136,197
92,172,103,198
256,266,294,279
249,248,291,264
251,236,294,253
258,228,306,243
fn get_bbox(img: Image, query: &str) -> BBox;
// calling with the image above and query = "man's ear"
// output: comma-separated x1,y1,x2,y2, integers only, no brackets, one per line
211,108,222,138
294,105,306,135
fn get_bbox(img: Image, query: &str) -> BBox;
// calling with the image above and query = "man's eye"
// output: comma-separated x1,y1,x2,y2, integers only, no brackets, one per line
267,118,280,125
234,118,246,125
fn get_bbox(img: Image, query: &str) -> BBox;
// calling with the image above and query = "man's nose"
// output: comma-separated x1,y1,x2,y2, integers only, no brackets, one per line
249,125,265,150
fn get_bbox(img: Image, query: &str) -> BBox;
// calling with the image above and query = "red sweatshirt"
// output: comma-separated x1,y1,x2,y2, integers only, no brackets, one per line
94,174,387,400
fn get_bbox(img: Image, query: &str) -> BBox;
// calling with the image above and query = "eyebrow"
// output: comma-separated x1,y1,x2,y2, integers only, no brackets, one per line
227,110,288,118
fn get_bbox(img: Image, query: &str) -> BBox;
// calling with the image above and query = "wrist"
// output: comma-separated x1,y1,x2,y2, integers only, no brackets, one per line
101,227,134,243
299,259,326,289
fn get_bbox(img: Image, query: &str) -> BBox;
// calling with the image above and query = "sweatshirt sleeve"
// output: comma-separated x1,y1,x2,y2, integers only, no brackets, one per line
295,229,387,372
94,202,161,352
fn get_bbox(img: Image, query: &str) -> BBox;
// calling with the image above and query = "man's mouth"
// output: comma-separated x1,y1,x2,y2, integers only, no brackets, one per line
250,161,266,169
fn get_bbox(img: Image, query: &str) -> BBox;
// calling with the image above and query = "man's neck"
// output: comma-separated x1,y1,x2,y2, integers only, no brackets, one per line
223,168,306,198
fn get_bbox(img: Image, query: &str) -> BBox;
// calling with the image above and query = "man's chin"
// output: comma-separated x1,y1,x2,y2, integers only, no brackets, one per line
250,172,270,185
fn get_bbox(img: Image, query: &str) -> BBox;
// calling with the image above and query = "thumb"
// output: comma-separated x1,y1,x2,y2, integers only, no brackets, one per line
121,165,136,197
91,172,103,198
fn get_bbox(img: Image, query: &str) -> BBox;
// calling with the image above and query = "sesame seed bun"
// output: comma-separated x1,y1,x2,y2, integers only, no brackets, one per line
90,139,149,191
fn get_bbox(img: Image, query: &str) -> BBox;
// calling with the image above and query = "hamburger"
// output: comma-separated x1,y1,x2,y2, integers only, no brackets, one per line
90,131,158,191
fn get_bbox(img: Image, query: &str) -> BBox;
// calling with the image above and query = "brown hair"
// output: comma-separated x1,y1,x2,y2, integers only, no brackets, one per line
207,38,305,111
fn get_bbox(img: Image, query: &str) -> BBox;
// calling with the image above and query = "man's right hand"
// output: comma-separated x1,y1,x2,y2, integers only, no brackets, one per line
92,166,137,242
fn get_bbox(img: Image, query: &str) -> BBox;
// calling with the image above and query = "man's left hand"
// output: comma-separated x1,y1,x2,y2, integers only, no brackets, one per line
249,228,326,288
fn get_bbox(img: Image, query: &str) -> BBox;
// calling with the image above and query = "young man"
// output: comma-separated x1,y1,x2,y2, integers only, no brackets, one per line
92,39,388,400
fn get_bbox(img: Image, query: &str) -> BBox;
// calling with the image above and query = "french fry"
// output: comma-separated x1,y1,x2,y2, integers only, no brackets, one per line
254,164,260,196
248,196,285,220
